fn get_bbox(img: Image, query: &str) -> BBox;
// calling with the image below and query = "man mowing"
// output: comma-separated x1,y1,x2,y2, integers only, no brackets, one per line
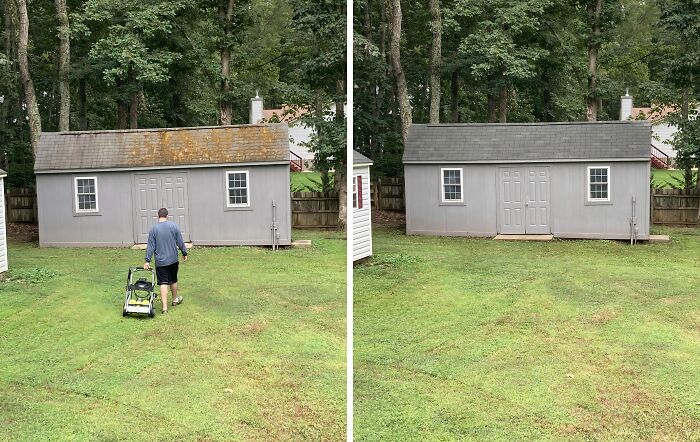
144,208,188,314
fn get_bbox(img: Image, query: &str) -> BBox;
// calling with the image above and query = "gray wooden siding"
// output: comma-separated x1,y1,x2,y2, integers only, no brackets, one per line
405,161,650,240
36,164,291,247
353,165,372,260
0,178,7,272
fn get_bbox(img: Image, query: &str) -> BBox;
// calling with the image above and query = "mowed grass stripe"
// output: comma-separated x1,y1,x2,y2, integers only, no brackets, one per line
0,230,345,441
354,226,700,441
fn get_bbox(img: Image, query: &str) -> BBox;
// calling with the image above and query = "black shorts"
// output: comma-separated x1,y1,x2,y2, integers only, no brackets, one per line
156,262,179,286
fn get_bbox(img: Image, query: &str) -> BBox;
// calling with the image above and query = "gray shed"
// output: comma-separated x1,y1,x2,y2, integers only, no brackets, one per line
353,151,373,261
0,169,7,272
35,124,292,247
403,121,651,240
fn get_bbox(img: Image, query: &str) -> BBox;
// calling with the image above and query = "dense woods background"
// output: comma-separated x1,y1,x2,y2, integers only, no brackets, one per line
1,0,346,188
354,0,700,178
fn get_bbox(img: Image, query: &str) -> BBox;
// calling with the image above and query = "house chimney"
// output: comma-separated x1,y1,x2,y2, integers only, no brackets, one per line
620,89,633,121
250,91,263,124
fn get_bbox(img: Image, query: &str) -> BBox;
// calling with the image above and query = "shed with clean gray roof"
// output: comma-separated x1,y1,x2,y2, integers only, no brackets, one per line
35,124,291,247
403,121,652,240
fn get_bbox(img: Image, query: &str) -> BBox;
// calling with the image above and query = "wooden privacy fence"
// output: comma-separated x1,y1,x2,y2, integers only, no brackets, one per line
5,187,37,224
651,188,700,225
291,191,339,229
371,177,405,211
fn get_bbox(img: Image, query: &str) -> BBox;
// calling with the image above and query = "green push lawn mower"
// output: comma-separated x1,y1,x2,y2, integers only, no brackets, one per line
123,266,157,318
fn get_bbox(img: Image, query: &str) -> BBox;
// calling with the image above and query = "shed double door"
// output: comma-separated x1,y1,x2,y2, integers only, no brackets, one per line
499,167,550,234
133,173,190,244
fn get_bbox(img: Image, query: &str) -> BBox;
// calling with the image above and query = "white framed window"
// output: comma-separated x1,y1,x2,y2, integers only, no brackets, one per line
587,166,610,201
226,170,250,207
74,177,98,213
353,176,358,208
441,168,463,202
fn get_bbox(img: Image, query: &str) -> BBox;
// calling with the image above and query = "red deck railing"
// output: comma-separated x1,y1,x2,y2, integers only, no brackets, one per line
290,151,303,171
651,145,670,169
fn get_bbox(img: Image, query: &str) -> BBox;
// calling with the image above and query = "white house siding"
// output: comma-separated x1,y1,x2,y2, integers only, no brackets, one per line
652,123,676,158
353,164,372,261
288,122,313,161
0,176,7,272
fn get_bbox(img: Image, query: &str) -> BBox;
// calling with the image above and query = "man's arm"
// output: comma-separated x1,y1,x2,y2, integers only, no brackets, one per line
175,226,188,260
144,229,156,268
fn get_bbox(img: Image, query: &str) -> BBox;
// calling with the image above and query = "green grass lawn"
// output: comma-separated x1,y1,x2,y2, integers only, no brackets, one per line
354,226,700,441
0,230,345,441
291,172,333,192
651,169,696,188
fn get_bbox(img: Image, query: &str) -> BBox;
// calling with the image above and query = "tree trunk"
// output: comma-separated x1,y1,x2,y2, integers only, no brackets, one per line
129,92,138,129
542,71,553,122
428,0,441,123
498,84,508,123
128,67,138,129
171,77,184,127
78,77,87,130
373,0,388,162
116,76,128,129
117,104,128,128
389,0,412,145
219,0,235,125
450,70,459,123
14,0,41,156
681,71,693,194
336,78,347,231
586,0,603,121
55,0,70,131
2,1,12,135
487,94,497,123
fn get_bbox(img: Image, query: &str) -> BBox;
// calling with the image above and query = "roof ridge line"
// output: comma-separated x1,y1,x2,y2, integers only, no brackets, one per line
47,124,283,136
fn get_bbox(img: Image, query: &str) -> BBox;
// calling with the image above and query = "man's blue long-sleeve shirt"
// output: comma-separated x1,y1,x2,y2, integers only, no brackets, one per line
145,221,187,267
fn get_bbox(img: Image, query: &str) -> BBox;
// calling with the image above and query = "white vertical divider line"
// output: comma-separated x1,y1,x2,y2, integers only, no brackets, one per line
346,0,354,439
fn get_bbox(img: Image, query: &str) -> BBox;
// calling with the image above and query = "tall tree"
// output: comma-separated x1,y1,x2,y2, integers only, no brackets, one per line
73,0,187,129
219,0,235,125
13,0,41,155
54,0,69,131
389,0,411,143
428,0,441,123
585,0,603,120
459,0,551,123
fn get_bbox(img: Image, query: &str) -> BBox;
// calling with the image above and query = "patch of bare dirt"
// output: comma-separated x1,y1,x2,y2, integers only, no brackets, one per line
587,309,617,325
7,223,38,241
239,320,267,336
556,382,698,440
372,210,405,228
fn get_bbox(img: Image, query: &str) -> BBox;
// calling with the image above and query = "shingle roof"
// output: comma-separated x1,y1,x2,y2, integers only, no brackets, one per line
353,150,373,165
35,124,289,172
403,121,652,163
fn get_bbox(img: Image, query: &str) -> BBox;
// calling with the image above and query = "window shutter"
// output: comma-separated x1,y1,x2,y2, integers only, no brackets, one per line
357,175,363,209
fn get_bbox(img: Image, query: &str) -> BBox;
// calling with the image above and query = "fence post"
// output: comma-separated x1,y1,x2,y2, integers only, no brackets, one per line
376,177,382,211
650,186,654,225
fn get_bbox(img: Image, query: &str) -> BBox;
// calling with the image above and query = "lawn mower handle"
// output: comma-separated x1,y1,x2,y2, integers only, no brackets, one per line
129,265,154,272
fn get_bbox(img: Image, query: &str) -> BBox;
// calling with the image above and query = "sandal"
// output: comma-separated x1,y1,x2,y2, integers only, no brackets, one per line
172,296,183,306
162,309,169,314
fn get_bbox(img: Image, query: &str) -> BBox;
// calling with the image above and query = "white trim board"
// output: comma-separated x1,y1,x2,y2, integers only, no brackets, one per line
36,161,289,174
404,158,650,164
